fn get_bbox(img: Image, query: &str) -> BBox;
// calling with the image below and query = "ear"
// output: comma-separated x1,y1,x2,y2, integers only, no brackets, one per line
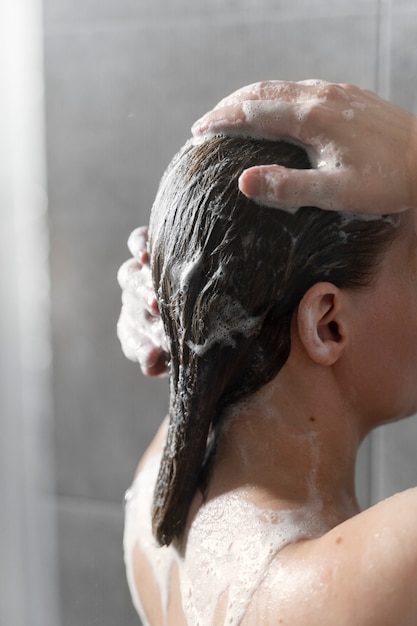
296,282,348,366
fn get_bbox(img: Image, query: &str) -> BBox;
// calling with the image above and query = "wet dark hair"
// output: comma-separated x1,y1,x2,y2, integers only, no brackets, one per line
149,136,400,547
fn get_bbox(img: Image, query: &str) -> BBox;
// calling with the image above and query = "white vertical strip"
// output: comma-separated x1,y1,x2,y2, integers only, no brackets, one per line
369,0,392,506
0,1,60,624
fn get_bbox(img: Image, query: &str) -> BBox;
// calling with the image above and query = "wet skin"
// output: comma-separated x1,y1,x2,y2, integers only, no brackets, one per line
125,209,417,626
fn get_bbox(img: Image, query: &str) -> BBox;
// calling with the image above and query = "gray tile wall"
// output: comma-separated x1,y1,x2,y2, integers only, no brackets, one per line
374,2,417,503
43,0,417,624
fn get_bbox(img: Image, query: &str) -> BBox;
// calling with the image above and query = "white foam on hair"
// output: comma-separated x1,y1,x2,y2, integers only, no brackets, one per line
149,140,270,357
187,296,262,356
179,254,203,291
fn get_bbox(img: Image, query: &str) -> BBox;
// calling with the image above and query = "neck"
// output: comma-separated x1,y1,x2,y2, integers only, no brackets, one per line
211,359,364,530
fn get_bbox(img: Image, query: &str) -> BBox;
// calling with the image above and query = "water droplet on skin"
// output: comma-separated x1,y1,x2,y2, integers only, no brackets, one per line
341,108,355,121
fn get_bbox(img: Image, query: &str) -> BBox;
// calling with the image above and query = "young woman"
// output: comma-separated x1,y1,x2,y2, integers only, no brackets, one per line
119,123,417,624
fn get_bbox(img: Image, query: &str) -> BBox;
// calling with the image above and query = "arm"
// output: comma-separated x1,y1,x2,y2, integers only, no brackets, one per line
193,80,417,215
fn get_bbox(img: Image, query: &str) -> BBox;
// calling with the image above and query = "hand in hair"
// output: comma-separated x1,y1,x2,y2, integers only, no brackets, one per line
117,226,168,377
192,80,417,215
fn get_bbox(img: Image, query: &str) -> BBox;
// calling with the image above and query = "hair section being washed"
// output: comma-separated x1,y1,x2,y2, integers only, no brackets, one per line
149,136,400,546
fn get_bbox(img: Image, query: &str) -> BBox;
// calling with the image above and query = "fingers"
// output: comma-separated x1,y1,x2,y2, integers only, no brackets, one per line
191,80,359,139
117,252,169,377
117,306,156,364
127,225,150,264
239,165,351,213
117,258,158,313
118,271,164,348
193,100,309,140
192,80,311,136
211,80,290,109
143,352,169,377
210,79,331,110
117,306,168,377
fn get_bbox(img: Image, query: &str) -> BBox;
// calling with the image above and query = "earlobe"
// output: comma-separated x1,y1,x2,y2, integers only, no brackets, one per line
296,283,347,366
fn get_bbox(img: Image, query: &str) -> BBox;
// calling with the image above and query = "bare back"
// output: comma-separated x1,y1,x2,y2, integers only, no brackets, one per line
124,422,417,626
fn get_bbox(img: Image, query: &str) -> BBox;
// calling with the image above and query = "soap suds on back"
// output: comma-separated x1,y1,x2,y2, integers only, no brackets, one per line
124,442,328,626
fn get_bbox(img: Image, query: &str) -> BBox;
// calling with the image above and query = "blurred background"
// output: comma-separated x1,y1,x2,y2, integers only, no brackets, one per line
1,0,417,624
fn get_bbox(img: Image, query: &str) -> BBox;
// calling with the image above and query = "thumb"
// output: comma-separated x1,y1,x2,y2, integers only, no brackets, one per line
239,165,349,213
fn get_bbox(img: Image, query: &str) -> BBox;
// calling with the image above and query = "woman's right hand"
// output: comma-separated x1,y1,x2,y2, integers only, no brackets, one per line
117,226,169,377
193,80,417,215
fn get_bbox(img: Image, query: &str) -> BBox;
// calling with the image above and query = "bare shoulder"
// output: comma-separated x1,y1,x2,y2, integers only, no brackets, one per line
317,489,417,624
323,487,417,586
248,489,417,626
